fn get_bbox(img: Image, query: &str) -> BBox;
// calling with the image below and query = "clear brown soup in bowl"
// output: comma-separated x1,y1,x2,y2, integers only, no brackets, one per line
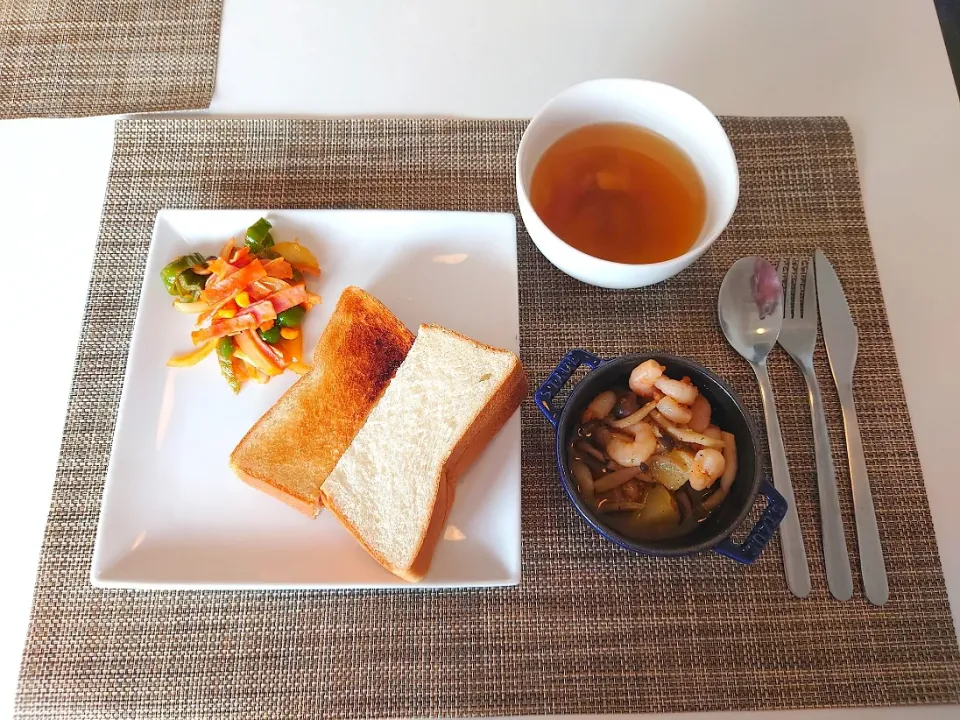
516,78,739,289
528,122,707,265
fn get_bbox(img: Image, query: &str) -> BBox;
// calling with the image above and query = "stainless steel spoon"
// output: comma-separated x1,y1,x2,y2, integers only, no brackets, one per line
719,257,811,598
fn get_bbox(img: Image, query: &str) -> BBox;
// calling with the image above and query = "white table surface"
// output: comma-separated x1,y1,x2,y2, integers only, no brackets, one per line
2,0,959,717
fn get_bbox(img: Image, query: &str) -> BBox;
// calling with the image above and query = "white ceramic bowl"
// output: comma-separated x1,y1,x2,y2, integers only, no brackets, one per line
516,79,739,289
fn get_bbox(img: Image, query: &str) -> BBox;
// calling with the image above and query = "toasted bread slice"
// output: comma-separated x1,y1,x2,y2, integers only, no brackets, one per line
320,324,527,582
230,287,415,517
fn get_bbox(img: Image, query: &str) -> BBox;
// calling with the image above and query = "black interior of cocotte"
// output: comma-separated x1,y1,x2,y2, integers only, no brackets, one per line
555,353,763,556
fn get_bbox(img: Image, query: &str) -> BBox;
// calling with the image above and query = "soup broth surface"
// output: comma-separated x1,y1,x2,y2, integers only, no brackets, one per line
530,122,707,264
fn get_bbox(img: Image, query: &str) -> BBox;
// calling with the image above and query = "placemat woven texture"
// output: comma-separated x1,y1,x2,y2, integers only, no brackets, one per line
15,117,960,717
0,0,223,118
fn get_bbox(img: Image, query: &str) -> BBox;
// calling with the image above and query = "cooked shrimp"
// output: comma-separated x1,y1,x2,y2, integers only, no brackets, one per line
654,376,698,405
688,394,712,433
581,390,617,423
689,448,725,490
656,396,693,425
607,422,657,467
703,425,723,440
629,360,665,397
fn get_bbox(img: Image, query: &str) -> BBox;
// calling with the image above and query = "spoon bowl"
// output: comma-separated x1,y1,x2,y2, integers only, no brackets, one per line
718,256,782,363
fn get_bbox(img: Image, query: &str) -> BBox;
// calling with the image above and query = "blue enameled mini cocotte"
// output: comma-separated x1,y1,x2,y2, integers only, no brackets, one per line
535,350,787,563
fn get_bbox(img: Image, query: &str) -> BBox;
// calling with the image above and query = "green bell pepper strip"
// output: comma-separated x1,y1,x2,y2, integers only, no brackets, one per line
245,217,274,254
216,338,240,394
160,253,206,295
173,269,208,302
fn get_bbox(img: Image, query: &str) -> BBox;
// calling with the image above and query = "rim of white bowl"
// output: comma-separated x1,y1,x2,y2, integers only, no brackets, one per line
515,78,740,271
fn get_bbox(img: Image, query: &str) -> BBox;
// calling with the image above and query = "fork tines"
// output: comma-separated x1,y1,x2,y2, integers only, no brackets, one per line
777,257,817,322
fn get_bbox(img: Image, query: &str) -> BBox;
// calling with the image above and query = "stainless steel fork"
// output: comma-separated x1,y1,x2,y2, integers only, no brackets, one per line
778,258,854,601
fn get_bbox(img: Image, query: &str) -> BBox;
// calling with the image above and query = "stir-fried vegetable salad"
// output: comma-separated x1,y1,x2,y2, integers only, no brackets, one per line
163,218,321,393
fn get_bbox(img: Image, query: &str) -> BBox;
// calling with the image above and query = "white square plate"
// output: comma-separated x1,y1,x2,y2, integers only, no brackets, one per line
91,209,521,589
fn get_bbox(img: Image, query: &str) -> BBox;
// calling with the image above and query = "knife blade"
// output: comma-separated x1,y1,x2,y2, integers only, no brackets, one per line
814,248,888,605
814,249,857,384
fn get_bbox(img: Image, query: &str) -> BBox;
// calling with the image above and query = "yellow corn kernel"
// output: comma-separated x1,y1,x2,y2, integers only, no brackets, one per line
217,302,237,319
235,291,251,308
260,320,275,331
280,327,300,340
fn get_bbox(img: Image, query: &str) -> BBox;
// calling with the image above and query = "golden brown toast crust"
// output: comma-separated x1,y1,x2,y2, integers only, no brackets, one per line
229,287,415,517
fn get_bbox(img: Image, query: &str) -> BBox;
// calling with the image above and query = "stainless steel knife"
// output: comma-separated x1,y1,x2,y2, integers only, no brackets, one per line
814,249,888,605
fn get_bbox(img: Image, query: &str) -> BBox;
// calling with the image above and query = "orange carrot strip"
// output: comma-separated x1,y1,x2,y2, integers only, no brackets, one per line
248,276,290,301
229,246,250,265
263,258,293,279
190,314,257,345
199,259,266,305
207,257,237,280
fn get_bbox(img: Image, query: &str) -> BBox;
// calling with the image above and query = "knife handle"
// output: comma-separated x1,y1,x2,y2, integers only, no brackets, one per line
803,366,853,601
753,362,811,598
837,383,889,606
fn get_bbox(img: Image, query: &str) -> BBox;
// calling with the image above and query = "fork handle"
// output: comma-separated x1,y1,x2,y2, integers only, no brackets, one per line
803,366,853,600
837,382,889,606
753,361,811,598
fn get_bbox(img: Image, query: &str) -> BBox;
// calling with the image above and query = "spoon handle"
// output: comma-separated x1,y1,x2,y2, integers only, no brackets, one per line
753,361,811,598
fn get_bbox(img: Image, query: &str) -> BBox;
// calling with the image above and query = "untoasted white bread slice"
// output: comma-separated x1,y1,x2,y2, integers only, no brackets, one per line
320,324,527,582
230,287,414,517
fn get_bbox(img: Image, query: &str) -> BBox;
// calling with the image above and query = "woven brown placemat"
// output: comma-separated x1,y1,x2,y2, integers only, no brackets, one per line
0,0,223,119
15,117,960,717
